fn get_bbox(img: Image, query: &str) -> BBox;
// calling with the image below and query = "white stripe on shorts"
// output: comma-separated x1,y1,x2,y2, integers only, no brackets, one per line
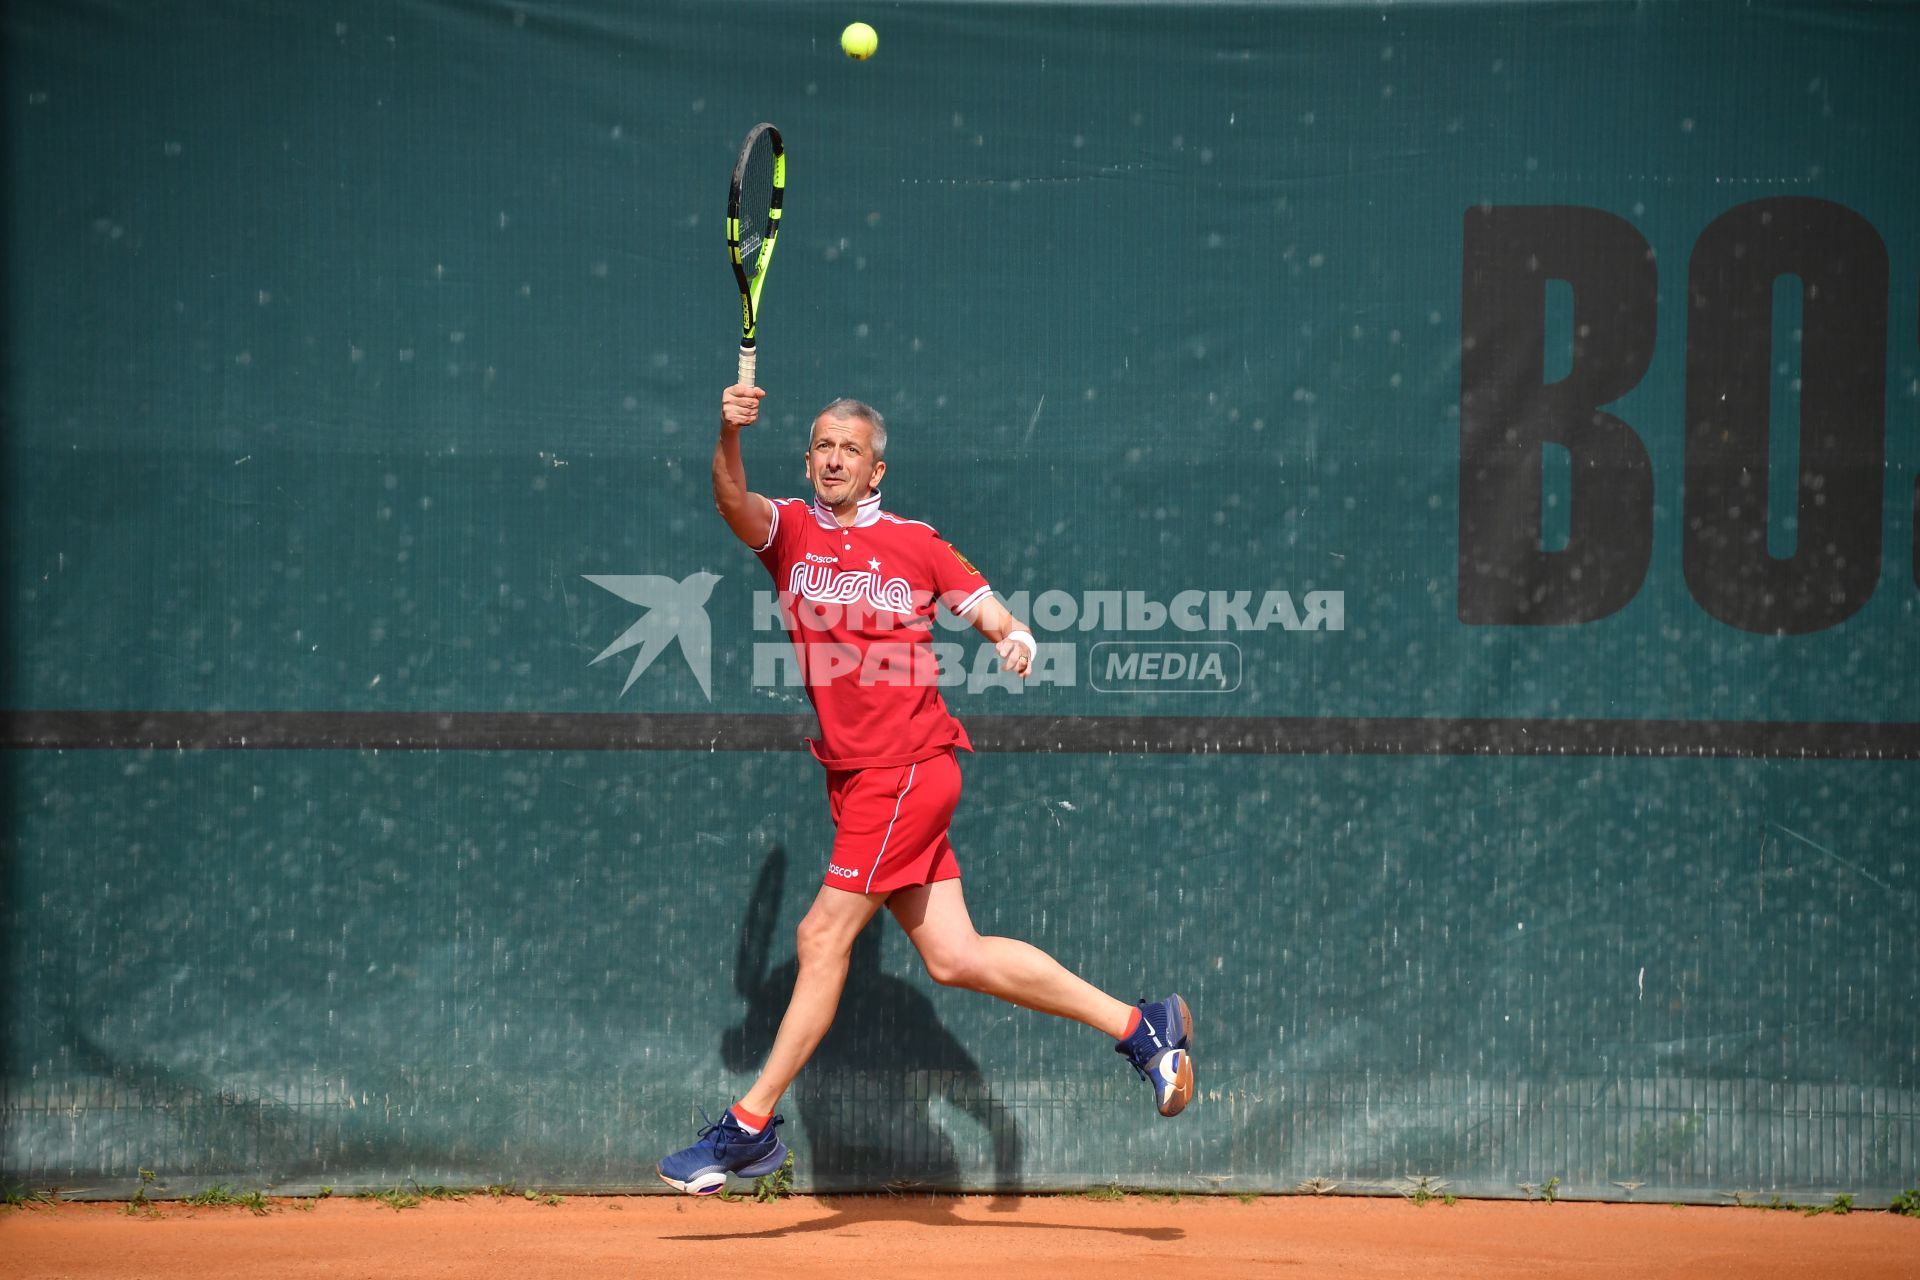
864,762,918,894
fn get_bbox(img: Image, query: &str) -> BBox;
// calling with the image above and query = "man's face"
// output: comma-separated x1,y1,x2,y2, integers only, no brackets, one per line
805,414,885,509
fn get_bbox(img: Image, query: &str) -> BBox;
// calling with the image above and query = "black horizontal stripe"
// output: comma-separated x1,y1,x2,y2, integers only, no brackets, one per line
3,710,1915,759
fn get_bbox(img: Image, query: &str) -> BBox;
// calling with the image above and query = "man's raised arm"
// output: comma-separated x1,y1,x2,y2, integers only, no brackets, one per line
713,384,775,549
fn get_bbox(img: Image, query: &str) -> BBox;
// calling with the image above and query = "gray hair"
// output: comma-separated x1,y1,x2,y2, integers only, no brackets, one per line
816,398,888,460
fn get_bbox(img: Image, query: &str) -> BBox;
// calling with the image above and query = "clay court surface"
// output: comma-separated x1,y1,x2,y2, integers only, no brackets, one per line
4,1193,1916,1280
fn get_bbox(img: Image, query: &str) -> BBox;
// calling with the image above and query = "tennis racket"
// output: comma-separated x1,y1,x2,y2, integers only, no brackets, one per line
728,122,785,387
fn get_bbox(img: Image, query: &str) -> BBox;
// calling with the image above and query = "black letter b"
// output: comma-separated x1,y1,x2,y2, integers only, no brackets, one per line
1459,205,1657,625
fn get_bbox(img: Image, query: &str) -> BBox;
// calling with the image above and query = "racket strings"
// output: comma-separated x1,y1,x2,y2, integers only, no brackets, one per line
736,138,778,278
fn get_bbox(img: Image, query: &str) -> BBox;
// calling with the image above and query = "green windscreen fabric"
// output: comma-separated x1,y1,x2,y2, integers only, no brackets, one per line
4,0,1916,1200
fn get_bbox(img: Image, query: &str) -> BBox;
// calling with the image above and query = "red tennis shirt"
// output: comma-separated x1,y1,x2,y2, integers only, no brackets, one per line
755,491,994,770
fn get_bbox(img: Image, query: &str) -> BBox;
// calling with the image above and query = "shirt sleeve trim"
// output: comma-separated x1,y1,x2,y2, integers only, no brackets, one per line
752,496,781,553
950,583,994,617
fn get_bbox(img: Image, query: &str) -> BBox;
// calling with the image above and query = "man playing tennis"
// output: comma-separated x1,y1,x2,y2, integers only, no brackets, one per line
656,385,1195,1195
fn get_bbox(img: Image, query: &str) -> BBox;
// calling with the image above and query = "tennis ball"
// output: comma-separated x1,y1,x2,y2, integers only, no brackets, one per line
840,22,877,60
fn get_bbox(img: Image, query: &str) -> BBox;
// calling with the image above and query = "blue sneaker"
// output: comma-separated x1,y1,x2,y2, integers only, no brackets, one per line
1115,994,1194,1117
656,1110,789,1195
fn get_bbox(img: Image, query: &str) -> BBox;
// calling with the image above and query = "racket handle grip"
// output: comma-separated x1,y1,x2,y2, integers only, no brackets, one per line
736,345,758,388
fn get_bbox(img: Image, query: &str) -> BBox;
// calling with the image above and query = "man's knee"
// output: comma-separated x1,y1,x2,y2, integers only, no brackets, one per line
920,939,983,989
795,902,869,969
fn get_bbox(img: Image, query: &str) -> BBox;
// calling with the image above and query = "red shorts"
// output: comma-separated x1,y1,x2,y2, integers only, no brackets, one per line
822,750,962,895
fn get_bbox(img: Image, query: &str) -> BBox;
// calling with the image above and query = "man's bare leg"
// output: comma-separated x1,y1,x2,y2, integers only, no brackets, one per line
887,879,1135,1038
734,883,887,1116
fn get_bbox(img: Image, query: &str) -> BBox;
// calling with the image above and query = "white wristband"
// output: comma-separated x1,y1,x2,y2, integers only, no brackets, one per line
1004,630,1037,659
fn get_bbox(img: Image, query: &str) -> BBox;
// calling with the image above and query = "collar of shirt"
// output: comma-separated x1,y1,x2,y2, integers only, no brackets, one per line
812,491,883,530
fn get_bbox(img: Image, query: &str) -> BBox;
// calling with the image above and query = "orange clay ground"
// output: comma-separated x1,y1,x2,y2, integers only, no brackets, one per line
3,1192,1917,1280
